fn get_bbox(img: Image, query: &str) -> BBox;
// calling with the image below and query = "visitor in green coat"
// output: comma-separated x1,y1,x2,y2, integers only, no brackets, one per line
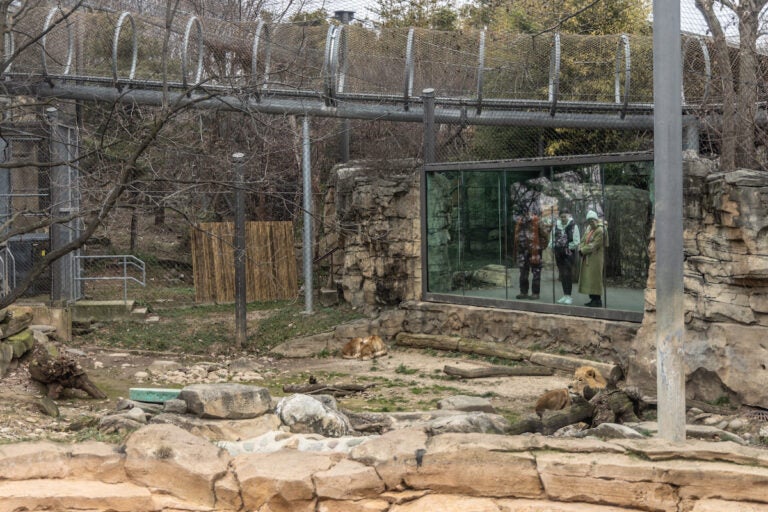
578,210,605,307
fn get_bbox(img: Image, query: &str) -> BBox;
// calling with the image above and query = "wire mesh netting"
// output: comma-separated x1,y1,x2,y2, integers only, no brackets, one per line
4,3,720,107
1,0,766,307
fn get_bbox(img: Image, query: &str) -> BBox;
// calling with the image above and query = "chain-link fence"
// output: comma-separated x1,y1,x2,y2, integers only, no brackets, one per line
1,0,765,308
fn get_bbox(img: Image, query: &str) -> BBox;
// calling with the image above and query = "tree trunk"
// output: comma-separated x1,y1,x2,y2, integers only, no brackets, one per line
129,205,138,252
507,414,544,435
735,7,759,169
154,206,165,226
540,401,595,435
695,0,737,171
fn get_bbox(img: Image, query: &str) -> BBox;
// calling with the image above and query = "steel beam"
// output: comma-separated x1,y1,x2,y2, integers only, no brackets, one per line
9,81,658,130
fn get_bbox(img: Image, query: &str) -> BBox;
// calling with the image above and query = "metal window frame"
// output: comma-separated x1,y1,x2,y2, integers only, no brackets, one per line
421,151,654,323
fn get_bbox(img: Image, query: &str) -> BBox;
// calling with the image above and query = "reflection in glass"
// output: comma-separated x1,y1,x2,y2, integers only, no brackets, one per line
424,156,653,317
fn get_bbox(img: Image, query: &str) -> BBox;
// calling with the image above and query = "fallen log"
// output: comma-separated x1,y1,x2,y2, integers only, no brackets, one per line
282,382,374,397
529,352,623,383
443,364,553,379
395,333,530,361
507,414,544,435
541,401,595,435
591,389,641,426
27,342,106,400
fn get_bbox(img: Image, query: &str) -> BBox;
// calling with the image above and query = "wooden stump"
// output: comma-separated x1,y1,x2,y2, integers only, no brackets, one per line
27,342,106,399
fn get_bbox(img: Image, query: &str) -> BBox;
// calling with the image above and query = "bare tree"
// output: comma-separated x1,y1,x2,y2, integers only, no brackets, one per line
696,0,768,171
0,1,231,308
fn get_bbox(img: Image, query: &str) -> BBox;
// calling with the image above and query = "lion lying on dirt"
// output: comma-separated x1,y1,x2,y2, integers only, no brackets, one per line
534,365,608,417
341,335,388,360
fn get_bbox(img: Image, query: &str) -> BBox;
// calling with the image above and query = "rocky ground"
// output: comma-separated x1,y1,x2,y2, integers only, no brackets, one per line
2,327,768,446
0,339,576,444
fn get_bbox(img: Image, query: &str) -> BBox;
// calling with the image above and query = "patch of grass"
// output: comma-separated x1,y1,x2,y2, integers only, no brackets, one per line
356,396,407,413
315,348,334,358
249,302,364,352
712,395,731,406
416,398,441,409
79,301,364,355
499,409,522,425
395,364,418,375
70,427,128,445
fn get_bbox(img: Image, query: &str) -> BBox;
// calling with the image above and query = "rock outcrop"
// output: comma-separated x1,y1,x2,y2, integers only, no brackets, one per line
628,155,768,407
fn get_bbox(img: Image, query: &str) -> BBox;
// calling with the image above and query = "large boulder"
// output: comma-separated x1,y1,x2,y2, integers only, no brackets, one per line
179,383,272,419
276,394,353,437
123,424,231,508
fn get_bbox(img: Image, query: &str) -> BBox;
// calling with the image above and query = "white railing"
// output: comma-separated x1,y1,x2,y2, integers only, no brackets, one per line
0,246,16,298
74,254,145,303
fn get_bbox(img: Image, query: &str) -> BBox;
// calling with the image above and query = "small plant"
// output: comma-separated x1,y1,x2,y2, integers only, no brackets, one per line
154,446,174,459
395,364,418,375
713,395,731,406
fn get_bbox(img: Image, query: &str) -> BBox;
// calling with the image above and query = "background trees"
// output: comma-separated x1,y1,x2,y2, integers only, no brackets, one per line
694,0,768,172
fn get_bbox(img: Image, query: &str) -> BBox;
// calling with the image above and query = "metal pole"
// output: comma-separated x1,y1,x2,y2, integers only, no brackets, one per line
653,0,686,442
123,256,128,304
46,106,76,304
302,117,314,314
340,119,350,162
423,88,435,164
233,152,247,348
683,118,699,153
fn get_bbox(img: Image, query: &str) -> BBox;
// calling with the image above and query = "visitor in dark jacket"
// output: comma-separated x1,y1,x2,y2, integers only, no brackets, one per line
549,208,580,305
513,207,551,300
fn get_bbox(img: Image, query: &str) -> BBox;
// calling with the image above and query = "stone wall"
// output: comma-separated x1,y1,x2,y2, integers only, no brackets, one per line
320,160,422,307
628,153,768,407
3,424,768,511
323,155,768,408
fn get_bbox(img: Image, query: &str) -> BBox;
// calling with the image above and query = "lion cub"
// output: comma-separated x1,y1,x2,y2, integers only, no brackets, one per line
341,335,388,360
534,365,608,417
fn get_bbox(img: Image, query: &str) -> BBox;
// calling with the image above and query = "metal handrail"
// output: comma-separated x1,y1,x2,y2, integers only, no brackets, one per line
74,254,146,303
0,247,16,297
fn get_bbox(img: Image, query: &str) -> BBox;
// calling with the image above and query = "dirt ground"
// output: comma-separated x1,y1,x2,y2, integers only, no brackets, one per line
0,341,572,444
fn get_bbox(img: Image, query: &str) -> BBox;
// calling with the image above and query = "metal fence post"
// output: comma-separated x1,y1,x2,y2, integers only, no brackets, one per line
302,117,314,314
47,106,80,303
423,88,435,164
653,0,686,443
233,152,247,348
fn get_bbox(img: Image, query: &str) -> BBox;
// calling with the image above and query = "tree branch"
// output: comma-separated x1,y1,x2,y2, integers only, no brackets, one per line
532,0,601,37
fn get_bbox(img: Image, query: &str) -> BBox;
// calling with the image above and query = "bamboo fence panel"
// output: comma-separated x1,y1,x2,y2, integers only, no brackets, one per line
191,221,298,303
